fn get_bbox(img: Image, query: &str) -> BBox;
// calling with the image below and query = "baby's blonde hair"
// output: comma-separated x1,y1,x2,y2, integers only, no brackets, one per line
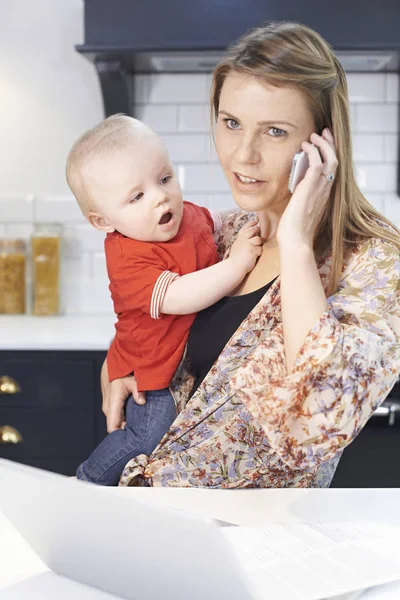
66,114,147,218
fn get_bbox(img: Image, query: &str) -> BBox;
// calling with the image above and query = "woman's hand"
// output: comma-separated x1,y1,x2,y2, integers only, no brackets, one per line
100,358,146,433
277,128,338,249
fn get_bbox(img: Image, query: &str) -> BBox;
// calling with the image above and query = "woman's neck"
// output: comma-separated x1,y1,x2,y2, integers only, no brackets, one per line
256,208,283,245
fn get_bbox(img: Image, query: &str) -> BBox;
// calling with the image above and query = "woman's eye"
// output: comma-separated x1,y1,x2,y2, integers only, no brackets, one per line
268,127,286,138
129,193,143,203
223,117,240,130
161,175,172,185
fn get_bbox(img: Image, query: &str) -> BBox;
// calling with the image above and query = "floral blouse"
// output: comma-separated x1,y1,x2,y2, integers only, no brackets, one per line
119,210,400,488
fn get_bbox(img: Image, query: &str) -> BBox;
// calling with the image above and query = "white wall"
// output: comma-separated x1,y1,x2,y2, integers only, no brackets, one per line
0,2,399,314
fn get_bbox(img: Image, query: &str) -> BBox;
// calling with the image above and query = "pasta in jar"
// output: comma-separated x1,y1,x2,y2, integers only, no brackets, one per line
31,224,62,316
0,239,26,314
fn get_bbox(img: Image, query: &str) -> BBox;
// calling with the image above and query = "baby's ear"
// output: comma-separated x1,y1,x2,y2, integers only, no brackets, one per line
88,211,115,233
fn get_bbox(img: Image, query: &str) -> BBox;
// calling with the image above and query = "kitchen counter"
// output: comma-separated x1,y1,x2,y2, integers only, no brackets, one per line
0,315,115,350
2,485,400,597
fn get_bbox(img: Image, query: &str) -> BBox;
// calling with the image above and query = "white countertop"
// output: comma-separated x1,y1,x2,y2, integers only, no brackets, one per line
0,315,116,350
2,487,400,597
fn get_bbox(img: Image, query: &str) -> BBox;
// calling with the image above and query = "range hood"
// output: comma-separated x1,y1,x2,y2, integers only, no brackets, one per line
77,0,400,117
77,0,400,193
143,52,396,74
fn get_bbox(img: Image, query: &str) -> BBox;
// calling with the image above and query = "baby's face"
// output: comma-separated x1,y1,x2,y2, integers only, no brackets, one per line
87,133,184,242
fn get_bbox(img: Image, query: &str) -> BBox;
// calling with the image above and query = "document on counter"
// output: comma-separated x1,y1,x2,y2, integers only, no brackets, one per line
221,520,400,600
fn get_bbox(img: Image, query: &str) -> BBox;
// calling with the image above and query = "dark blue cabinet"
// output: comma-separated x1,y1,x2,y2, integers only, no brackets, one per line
0,351,107,476
2,350,399,485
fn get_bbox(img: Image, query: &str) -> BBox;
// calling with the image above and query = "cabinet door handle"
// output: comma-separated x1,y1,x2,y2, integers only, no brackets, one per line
0,376,21,395
0,425,23,444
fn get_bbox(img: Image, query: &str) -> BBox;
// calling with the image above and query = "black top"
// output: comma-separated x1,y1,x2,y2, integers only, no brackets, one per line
187,276,278,398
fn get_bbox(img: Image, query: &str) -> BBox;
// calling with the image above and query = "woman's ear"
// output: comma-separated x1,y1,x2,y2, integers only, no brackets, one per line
88,211,115,233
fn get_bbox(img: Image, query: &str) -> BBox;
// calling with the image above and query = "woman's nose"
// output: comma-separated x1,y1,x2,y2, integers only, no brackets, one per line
235,137,261,165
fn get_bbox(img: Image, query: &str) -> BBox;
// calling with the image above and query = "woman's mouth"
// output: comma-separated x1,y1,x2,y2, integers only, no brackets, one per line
234,172,265,191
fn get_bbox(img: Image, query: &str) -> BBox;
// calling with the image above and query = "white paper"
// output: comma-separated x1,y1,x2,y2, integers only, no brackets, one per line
222,521,400,600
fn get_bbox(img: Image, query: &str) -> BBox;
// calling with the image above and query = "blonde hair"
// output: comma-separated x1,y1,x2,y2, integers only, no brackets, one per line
66,114,146,217
211,21,400,297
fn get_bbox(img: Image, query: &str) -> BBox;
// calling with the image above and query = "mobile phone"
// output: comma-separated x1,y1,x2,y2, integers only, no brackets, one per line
288,150,309,193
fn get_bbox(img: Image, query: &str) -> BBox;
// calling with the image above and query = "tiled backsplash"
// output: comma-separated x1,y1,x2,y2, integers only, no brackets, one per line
1,72,399,314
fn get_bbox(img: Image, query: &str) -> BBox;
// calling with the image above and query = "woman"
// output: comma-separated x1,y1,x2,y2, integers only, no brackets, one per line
102,21,400,487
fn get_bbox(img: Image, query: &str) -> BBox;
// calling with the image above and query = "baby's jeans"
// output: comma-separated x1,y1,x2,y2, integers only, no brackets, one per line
76,388,176,486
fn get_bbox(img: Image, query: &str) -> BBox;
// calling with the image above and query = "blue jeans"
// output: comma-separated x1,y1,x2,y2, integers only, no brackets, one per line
76,388,176,486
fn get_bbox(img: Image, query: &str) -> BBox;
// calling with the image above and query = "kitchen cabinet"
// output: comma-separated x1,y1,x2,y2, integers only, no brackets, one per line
1,349,399,485
331,389,400,487
0,351,107,476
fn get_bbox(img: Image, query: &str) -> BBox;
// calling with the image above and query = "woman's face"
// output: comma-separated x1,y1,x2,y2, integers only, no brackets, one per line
215,72,316,215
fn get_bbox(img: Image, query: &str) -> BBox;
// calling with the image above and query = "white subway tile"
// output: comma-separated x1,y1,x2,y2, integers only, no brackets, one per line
160,134,209,162
183,194,208,207
134,105,178,133
355,104,398,133
60,278,87,315
61,254,91,281
146,74,209,104
133,75,149,104
347,73,385,103
178,105,210,133
60,282,82,314
63,223,106,256
386,74,399,103
206,73,213,88
181,164,230,193
81,278,114,314
0,195,34,222
349,104,357,128
363,194,384,212
4,223,34,241
383,194,400,224
34,196,85,223
355,164,397,193
383,135,398,162
352,134,384,162
206,144,220,164
208,194,237,212
176,165,185,189
60,257,92,314
92,252,109,281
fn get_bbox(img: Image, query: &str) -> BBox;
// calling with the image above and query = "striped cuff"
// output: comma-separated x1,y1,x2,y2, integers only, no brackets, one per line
209,210,222,233
150,271,180,319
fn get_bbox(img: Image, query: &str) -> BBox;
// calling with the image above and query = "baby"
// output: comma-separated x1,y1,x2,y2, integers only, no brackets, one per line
66,114,262,485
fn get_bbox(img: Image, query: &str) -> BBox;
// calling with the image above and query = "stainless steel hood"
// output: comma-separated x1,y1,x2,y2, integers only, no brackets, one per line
132,50,398,74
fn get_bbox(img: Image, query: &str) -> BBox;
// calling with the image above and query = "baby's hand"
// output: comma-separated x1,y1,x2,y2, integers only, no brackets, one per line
228,219,263,274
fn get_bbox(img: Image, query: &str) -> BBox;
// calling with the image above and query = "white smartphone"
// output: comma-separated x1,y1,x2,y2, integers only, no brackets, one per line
288,150,309,193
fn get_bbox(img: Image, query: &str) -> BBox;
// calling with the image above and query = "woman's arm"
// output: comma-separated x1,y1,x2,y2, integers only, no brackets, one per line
232,236,400,470
280,243,328,372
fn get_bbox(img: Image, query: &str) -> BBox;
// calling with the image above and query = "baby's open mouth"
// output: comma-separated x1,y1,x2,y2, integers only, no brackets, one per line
159,211,172,225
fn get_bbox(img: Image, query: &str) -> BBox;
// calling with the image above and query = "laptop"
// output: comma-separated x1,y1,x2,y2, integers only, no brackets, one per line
1,459,400,600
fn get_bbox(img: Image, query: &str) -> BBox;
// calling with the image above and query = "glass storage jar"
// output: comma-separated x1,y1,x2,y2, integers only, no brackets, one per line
0,238,27,314
31,223,62,316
